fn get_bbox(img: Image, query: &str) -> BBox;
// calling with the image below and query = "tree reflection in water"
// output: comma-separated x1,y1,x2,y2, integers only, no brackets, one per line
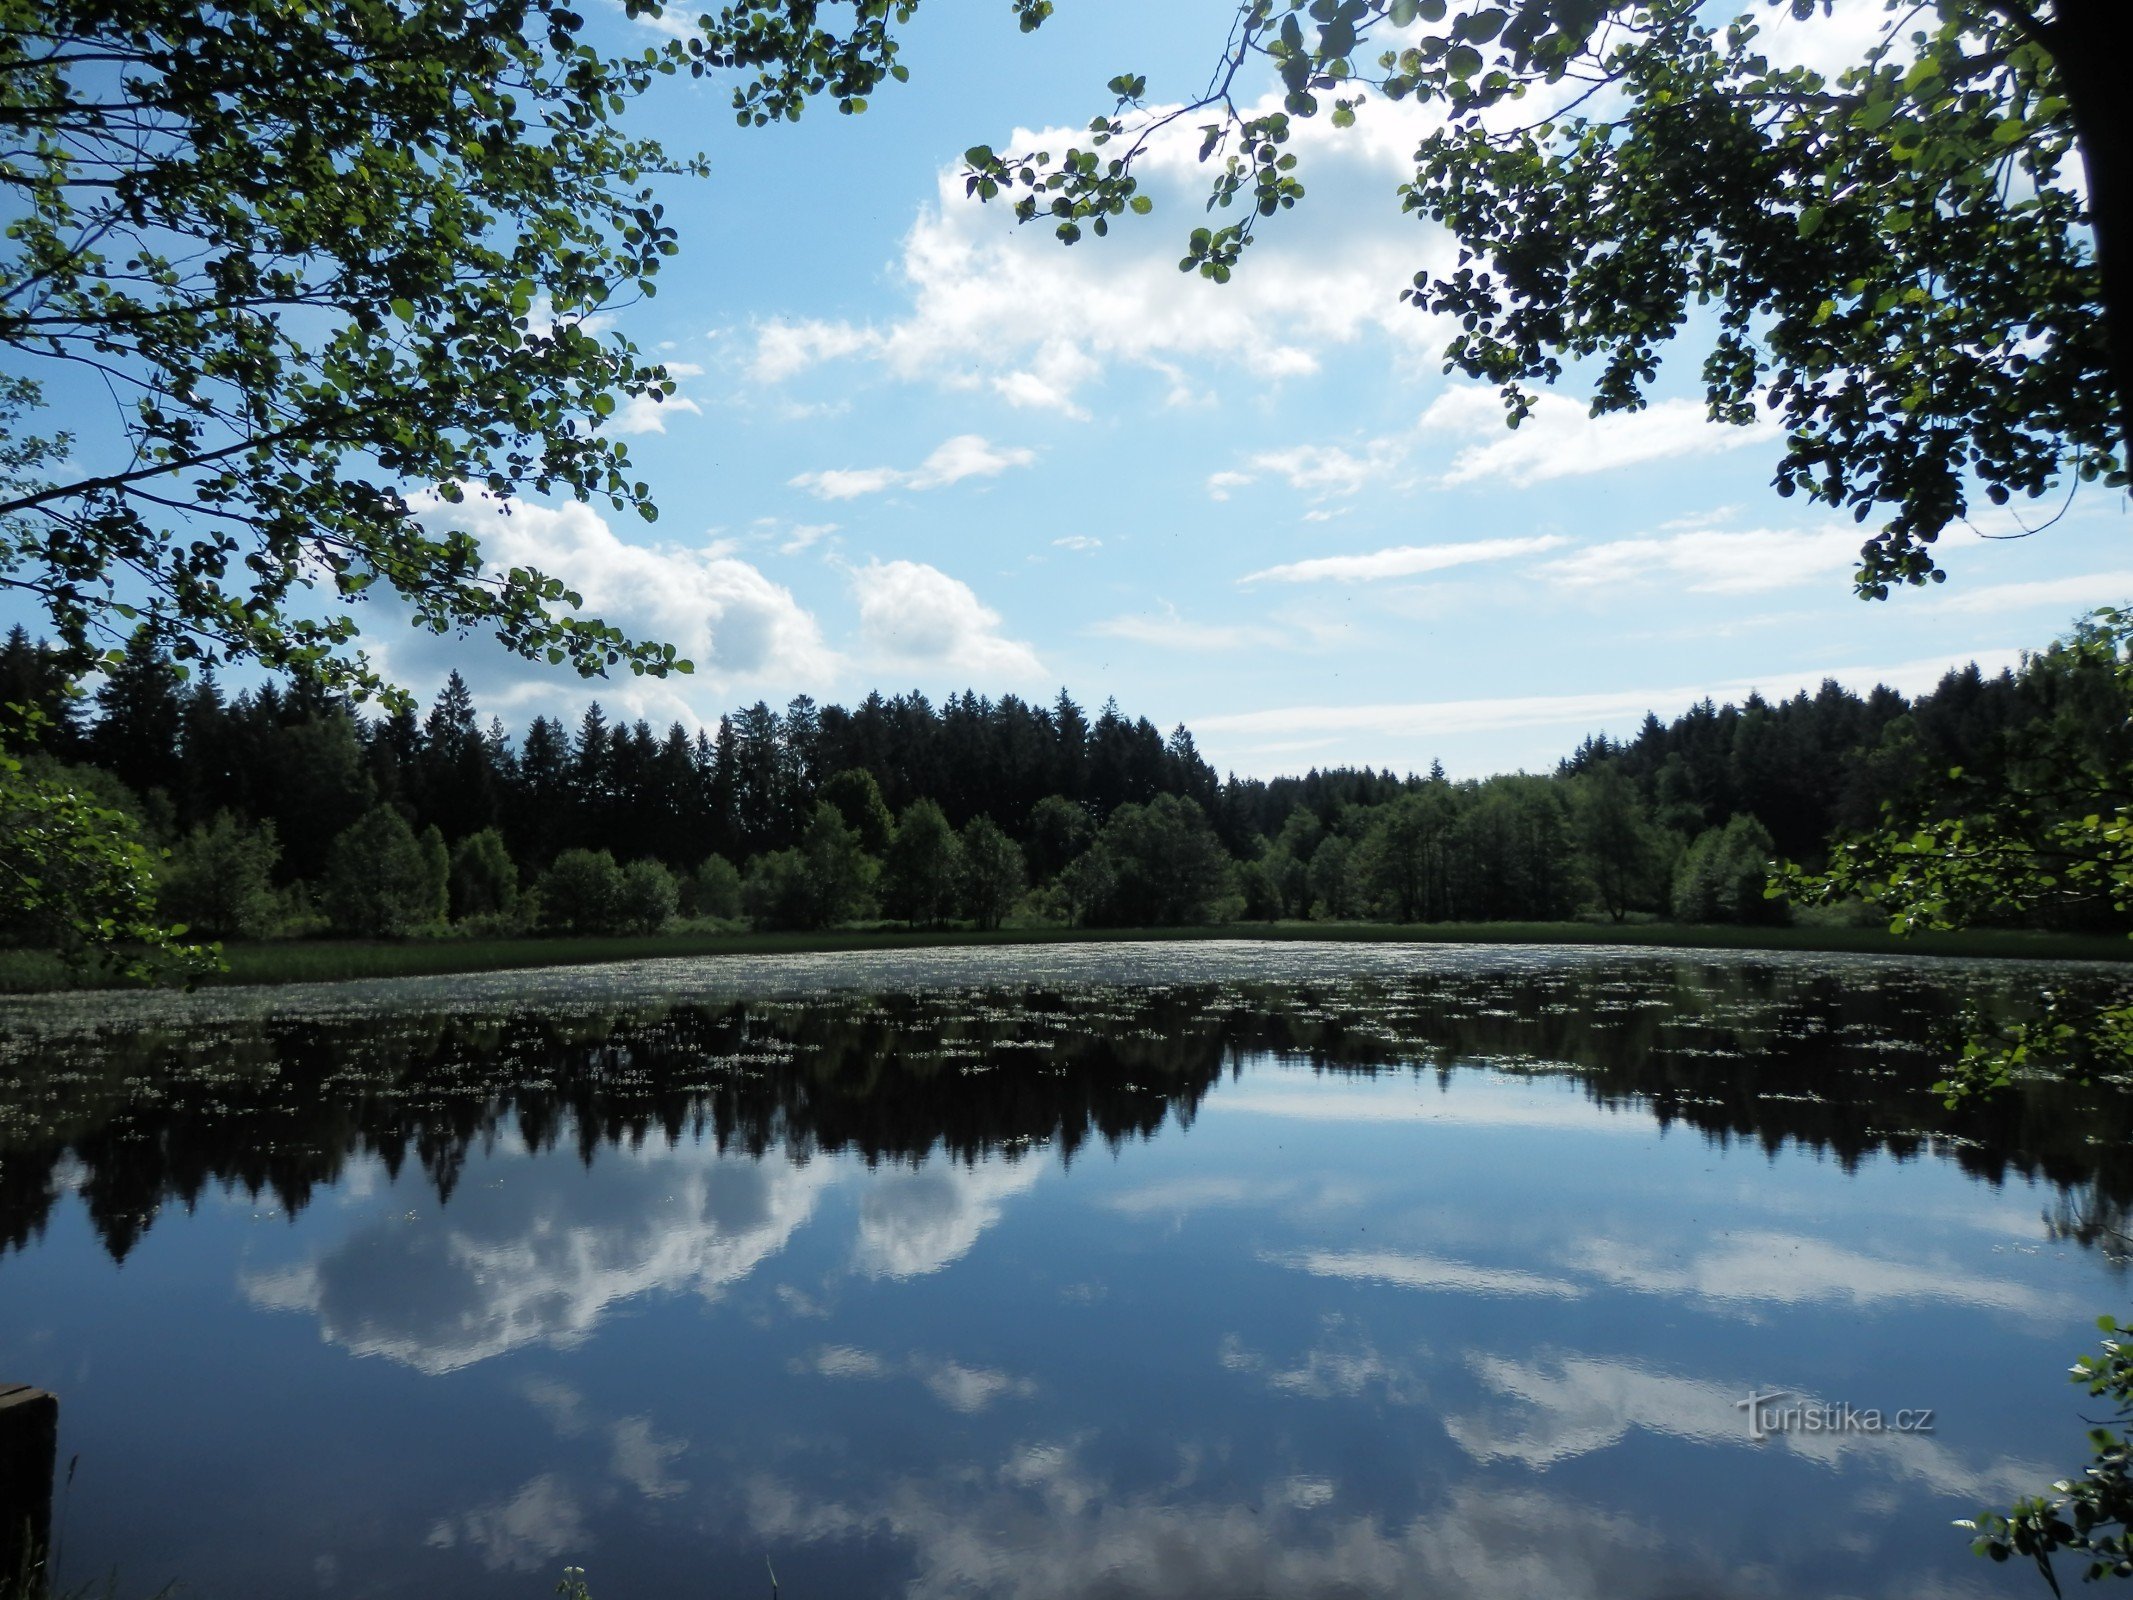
3,953,2129,1267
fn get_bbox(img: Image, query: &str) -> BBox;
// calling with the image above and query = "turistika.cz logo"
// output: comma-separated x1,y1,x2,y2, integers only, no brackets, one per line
1736,1390,1936,1442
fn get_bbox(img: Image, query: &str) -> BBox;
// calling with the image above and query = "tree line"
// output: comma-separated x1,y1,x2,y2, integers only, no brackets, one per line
0,621,2120,945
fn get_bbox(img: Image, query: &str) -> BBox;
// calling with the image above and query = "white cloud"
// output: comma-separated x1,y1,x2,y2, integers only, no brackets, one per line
1241,535,1568,585
1213,439,1412,502
751,317,884,385
1190,649,2028,745
405,495,837,722
852,1156,1044,1278
1090,604,1298,654
1051,534,1102,552
1421,385,1779,487
426,1476,589,1573
1923,570,2133,617
609,389,702,436
1449,1350,2049,1503
791,433,1036,501
738,92,1462,412
1573,1230,2065,1319
244,1147,835,1374
790,1343,1036,1413
1544,524,1865,595
1274,1248,1585,1300
851,559,1046,682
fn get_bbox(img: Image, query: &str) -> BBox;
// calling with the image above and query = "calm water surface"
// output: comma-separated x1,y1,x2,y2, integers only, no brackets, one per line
3,941,2132,1598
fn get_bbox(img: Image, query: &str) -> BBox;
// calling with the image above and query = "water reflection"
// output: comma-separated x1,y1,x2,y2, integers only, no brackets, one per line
2,945,2130,1597
4,951,2131,1266
239,1149,834,1373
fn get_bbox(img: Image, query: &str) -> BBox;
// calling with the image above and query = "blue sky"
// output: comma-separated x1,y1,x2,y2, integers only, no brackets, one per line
43,1,2133,778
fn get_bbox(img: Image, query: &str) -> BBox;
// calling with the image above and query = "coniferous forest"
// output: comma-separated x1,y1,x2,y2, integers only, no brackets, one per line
2,620,2125,948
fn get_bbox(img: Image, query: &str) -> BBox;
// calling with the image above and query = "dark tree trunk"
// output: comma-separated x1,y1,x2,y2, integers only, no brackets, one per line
2048,0,2133,473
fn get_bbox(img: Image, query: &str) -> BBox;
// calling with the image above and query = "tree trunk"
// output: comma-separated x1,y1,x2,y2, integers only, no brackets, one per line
2050,0,2133,473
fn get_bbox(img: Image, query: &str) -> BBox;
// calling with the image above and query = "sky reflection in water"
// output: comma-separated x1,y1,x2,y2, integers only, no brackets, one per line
1,944,2129,1597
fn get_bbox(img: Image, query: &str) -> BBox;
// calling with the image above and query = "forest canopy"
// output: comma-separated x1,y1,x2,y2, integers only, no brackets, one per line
4,620,2122,952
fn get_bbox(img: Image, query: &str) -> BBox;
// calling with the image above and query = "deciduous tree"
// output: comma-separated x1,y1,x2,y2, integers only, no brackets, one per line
964,0,2125,592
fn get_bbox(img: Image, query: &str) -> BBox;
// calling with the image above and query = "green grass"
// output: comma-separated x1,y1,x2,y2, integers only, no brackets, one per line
0,918,2126,994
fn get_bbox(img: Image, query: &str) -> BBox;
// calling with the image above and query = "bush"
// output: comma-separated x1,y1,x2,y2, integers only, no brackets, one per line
448,828,518,921
615,858,678,934
683,854,741,921
884,800,960,927
1065,796,1233,927
957,816,1025,931
741,848,811,930
321,806,439,937
538,848,624,935
1672,816,1788,924
161,811,282,939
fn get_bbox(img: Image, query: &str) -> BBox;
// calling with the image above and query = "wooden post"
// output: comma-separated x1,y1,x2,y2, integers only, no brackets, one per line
0,1385,56,1597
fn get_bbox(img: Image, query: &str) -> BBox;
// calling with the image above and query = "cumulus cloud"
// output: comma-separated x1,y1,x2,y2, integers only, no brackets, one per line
852,1157,1045,1279
739,91,1464,413
1448,1350,2048,1503
243,1146,835,1374
791,434,1037,501
739,1450,1740,1599
1241,535,1567,585
407,495,837,722
609,389,702,436
850,559,1046,682
425,1475,589,1572
1420,385,1780,487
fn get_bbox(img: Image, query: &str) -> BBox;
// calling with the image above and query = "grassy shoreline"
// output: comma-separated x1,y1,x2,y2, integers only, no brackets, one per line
0,919,2126,994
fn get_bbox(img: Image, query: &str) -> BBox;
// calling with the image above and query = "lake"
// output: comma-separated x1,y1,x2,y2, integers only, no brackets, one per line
2,941,2130,1598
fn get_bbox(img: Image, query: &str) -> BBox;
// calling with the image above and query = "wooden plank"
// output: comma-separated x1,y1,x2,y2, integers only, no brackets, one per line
0,1386,57,1596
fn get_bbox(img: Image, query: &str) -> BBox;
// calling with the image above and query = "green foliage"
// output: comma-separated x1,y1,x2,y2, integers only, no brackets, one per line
615,858,679,934
0,0,760,705
321,806,438,937
962,0,2122,593
884,799,962,927
1309,832,1361,919
685,853,743,921
537,848,625,936
1358,787,1456,921
1060,795,1234,927
958,815,1026,931
740,847,812,931
1263,807,1323,918
1961,1316,2133,1594
1572,766,1666,923
161,811,282,940
1025,794,1093,886
448,829,520,922
800,803,876,929
821,768,896,856
418,824,450,927
1786,610,2133,1098
1673,814,1786,925
0,720,212,980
